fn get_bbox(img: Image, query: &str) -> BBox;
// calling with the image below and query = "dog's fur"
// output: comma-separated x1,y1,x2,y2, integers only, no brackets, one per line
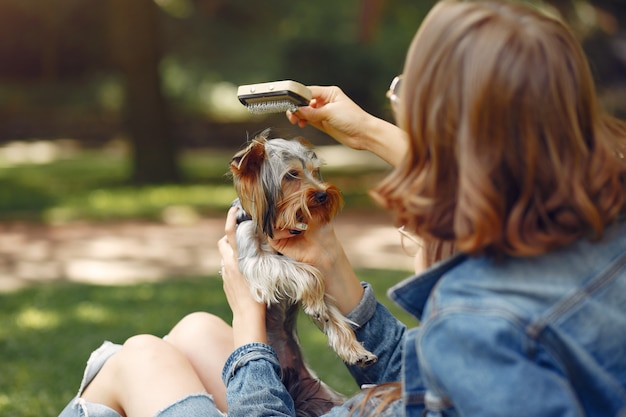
229,130,377,415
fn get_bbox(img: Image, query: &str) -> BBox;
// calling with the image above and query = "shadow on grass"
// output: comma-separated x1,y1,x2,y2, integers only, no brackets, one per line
0,269,416,417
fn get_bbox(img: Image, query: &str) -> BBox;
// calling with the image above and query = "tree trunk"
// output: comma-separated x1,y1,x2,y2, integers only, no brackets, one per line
107,0,180,184
358,0,386,44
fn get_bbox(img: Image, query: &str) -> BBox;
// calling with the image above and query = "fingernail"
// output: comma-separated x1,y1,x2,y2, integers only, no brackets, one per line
289,230,302,235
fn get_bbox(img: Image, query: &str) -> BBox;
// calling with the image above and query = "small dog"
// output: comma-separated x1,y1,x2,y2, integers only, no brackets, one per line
229,130,377,413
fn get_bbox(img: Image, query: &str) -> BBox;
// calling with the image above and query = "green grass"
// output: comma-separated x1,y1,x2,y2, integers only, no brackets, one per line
0,269,416,417
0,149,234,223
0,148,383,223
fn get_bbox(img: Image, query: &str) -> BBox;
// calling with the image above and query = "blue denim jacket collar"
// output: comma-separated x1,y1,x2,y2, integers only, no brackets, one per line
387,217,626,320
387,253,467,319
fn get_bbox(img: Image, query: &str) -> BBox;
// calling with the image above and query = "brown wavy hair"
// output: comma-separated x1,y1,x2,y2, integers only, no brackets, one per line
356,0,626,413
373,0,626,257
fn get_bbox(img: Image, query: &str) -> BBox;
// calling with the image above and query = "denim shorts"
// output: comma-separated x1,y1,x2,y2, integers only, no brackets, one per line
58,341,225,417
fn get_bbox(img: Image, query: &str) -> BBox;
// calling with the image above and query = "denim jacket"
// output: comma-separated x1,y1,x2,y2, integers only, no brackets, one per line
389,219,626,417
222,221,626,417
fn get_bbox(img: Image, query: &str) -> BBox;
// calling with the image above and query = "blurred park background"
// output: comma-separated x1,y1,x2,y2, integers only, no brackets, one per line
0,0,625,217
0,0,625,415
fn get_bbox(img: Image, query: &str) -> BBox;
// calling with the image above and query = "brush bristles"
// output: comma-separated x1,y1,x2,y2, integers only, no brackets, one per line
238,80,312,115
246,100,299,114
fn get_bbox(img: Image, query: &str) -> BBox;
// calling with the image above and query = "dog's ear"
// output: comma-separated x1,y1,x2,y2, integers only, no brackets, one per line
230,136,267,177
230,134,277,237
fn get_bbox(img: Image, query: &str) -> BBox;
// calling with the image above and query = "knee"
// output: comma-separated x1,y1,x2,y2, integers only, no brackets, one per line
123,333,162,349
120,334,171,362
180,311,229,331
117,334,196,372
167,312,230,345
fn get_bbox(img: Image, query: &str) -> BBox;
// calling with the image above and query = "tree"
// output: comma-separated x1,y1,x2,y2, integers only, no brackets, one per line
107,0,180,184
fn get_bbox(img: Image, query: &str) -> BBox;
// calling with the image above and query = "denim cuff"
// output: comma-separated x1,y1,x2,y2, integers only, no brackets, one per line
345,282,377,330
221,342,281,386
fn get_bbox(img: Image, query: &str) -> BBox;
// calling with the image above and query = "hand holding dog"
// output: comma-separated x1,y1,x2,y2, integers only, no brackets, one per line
219,206,267,348
269,222,364,316
286,85,408,167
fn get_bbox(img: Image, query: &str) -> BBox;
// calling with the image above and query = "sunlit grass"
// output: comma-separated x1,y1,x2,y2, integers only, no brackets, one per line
0,269,415,417
0,146,381,223
44,183,237,223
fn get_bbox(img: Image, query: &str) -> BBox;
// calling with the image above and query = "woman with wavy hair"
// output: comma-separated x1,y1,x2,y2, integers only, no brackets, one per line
58,1,626,416
282,0,626,415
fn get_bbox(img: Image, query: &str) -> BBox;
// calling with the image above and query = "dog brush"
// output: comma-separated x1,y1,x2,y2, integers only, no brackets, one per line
238,80,311,114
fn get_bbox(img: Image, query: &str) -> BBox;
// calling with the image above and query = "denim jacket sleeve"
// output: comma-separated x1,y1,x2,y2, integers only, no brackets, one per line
419,311,584,417
222,342,296,417
344,282,406,387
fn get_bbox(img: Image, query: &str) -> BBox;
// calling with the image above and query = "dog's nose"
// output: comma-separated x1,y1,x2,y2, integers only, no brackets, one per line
314,192,327,204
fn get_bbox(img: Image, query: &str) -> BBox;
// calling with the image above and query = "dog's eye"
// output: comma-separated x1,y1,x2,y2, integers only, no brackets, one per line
285,170,300,180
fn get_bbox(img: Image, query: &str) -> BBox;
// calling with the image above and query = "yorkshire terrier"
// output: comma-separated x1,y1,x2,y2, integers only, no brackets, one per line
229,130,377,413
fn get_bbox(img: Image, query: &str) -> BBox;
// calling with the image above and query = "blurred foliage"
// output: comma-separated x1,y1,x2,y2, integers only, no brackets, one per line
0,0,626,184
0,0,439,183
0,0,435,123
0,269,415,417
0,0,624,181
0,0,622,121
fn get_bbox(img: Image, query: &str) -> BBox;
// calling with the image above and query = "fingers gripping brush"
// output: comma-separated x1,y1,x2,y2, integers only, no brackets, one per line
237,80,311,114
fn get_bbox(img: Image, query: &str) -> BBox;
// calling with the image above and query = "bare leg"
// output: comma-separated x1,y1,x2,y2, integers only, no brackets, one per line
166,312,234,412
82,334,209,417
